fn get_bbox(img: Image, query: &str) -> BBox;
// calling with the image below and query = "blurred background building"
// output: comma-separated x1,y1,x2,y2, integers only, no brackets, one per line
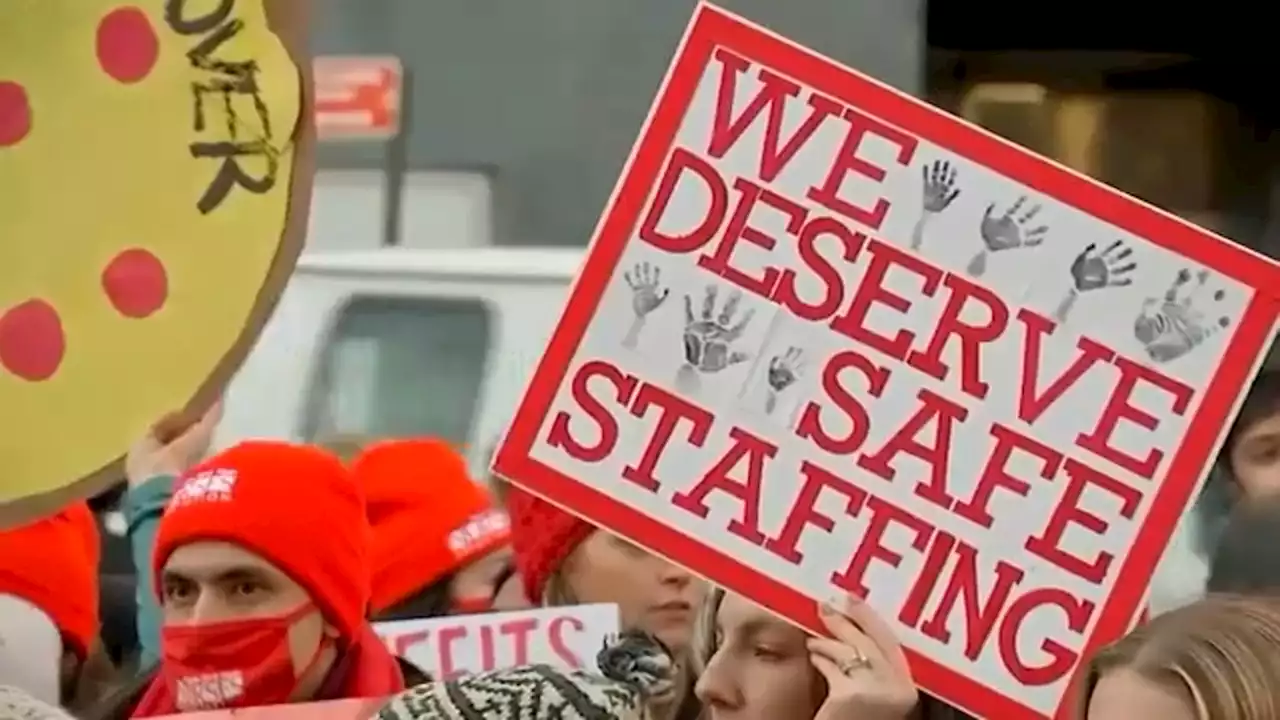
308,0,1280,256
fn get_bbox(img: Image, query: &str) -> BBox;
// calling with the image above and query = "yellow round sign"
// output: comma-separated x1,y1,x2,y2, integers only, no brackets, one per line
0,0,313,525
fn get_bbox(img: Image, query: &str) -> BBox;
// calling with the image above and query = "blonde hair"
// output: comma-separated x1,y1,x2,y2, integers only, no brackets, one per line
542,567,579,608
1079,594,1280,719
691,587,726,675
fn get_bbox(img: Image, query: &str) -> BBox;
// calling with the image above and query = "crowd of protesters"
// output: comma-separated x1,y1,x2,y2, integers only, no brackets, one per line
3,370,1280,719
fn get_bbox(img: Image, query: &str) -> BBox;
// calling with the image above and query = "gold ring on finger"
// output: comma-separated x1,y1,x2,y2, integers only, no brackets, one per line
837,654,872,676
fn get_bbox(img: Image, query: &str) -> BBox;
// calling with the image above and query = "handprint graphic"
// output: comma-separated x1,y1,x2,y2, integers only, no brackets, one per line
764,346,805,415
675,285,753,395
1052,240,1137,323
909,160,961,251
1133,268,1230,364
967,197,1049,277
621,262,669,349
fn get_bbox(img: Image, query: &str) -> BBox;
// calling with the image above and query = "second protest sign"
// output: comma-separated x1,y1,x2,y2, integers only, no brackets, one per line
493,4,1280,718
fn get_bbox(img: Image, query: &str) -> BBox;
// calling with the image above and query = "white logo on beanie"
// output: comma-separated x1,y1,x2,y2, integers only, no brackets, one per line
171,469,238,509
175,671,244,711
447,509,510,556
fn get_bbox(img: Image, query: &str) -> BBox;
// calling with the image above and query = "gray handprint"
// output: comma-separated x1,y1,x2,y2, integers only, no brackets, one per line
967,197,1048,276
682,285,753,374
621,262,669,349
923,161,960,213
764,346,805,415
910,160,961,250
1133,268,1230,364
1070,240,1136,292
625,262,668,317
1052,240,1137,323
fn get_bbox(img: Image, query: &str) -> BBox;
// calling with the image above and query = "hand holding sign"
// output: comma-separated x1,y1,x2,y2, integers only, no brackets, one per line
808,596,918,720
0,0,312,526
125,400,223,487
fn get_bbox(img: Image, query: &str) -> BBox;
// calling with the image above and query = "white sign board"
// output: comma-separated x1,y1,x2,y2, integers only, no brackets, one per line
374,604,620,681
493,4,1280,718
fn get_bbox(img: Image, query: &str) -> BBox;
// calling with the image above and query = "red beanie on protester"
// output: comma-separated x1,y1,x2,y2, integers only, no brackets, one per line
153,441,370,638
353,439,511,613
504,483,594,604
0,502,100,657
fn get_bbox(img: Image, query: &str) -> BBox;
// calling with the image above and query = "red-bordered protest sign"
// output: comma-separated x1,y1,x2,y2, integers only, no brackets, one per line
493,4,1280,718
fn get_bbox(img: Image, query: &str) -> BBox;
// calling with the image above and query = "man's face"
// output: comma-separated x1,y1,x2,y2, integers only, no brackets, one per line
160,541,329,672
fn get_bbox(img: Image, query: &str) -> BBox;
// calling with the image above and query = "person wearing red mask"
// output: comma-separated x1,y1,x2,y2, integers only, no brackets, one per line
352,438,515,619
95,441,411,718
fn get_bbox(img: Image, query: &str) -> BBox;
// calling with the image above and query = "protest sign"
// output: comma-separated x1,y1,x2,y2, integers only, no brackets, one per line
375,603,619,681
0,0,313,525
152,697,385,720
491,4,1280,717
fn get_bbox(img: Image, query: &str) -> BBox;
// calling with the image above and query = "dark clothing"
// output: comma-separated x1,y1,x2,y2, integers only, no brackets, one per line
98,573,140,669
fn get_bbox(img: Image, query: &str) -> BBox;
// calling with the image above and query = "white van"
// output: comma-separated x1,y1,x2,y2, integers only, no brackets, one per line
213,246,583,474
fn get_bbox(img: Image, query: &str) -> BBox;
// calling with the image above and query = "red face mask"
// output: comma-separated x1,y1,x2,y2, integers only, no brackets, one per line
159,603,330,712
450,595,493,615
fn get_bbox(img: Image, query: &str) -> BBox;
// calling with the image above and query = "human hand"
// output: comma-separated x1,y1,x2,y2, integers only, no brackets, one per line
125,399,222,488
809,595,919,720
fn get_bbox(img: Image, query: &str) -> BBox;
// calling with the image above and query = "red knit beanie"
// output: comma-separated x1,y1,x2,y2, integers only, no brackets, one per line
503,484,595,604
0,501,100,657
352,439,511,613
153,441,370,638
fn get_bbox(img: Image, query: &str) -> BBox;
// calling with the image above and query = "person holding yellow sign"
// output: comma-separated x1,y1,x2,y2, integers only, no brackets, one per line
0,0,312,526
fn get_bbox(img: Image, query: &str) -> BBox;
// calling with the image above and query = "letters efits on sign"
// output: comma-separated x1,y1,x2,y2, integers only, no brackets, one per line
491,3,1280,719
374,603,620,682
313,56,402,142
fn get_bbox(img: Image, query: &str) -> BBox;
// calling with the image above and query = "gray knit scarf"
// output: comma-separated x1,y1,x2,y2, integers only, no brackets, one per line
374,630,675,720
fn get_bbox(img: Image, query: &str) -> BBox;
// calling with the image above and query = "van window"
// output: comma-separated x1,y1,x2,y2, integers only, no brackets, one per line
303,296,493,447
